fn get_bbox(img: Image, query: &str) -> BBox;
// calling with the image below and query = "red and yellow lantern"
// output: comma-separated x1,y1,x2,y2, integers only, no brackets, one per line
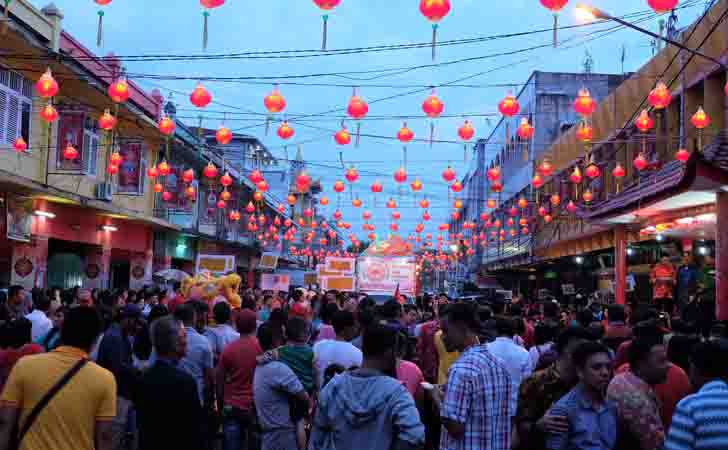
573,88,596,117
419,0,451,60
277,121,295,140
35,68,59,98
62,144,78,161
40,103,58,123
98,109,117,131
158,115,176,136
313,0,341,50
648,81,672,110
108,77,130,103
216,126,232,145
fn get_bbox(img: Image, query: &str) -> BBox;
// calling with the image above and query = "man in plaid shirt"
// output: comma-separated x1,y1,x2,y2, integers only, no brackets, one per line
433,302,513,450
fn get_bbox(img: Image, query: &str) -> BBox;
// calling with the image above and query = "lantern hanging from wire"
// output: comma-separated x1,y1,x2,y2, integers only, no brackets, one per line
574,88,596,117
109,151,123,166
262,85,286,135
633,153,649,171
419,0,451,60
537,160,553,177
450,180,463,193
313,0,341,50
612,163,625,179
648,81,672,110
94,0,112,47
158,114,176,136
566,200,577,214
35,68,59,98
550,194,561,207
675,148,690,163
582,189,594,203
352,197,363,208
185,186,197,200
585,162,600,180
190,83,212,108
157,160,171,177
108,77,130,103
107,164,119,175
216,125,232,145
146,166,158,179
182,169,195,184
531,174,544,189
334,124,351,146
648,0,679,14
277,121,295,140
691,106,710,150
411,178,423,192
423,89,444,146
518,197,528,209
40,102,58,123
394,167,407,184
517,118,535,161
347,89,368,146
569,166,583,184
539,0,568,47
458,120,475,161
487,166,501,182
13,137,27,153
498,93,519,154
333,180,346,194
575,122,593,143
98,109,117,131
442,165,456,183
200,0,225,50
203,162,218,179
62,143,78,161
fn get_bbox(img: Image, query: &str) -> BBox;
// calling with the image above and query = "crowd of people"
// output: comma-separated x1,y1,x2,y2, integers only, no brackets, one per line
0,282,725,450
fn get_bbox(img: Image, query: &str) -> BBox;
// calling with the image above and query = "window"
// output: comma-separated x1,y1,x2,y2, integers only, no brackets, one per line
82,130,99,176
56,111,99,175
0,67,32,149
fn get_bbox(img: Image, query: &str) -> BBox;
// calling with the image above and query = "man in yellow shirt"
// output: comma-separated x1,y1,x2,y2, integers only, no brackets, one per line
434,330,460,385
0,307,116,450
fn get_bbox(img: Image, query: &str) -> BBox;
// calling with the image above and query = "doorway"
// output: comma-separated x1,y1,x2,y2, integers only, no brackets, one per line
47,239,84,289
110,261,130,290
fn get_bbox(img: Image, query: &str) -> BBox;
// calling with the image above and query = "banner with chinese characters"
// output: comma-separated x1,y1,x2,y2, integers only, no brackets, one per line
357,256,416,296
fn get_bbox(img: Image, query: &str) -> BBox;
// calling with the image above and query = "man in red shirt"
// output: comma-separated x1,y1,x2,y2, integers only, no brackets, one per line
216,308,262,450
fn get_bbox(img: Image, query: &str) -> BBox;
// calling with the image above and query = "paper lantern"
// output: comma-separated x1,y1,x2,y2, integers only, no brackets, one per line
105,163,118,175
363,210,372,220
498,93,520,117
352,198,363,208
345,167,359,183
585,163,600,179
398,123,414,143
156,160,170,177
531,174,544,188
576,122,593,142
190,83,212,108
182,169,195,184
333,180,346,193
410,179,423,192
216,126,232,145
108,78,130,103
487,199,497,209
334,126,351,145
450,212,460,221
162,191,173,202
98,109,117,131
264,86,286,113
347,94,369,120
635,109,654,133
40,103,58,123
648,81,672,110
35,68,59,98
442,166,456,183
538,206,547,217
518,197,528,209
550,194,561,207
574,88,596,117
257,180,269,192
544,214,553,224
13,137,27,153
185,186,197,199
487,166,501,182
158,115,176,136
370,180,383,194
419,0,451,59
153,183,163,193
203,162,218,179
521,227,530,235
313,0,341,50
229,210,241,221
393,167,407,184
509,206,518,217
691,107,710,129
458,120,475,141
62,144,78,161
612,163,626,178
538,160,553,177
109,151,123,166
420,198,430,209
320,196,330,206
392,211,401,221
569,166,583,184
147,166,159,179
566,200,577,214
582,190,594,203
386,198,397,209
675,148,690,163
633,153,649,171
220,189,232,202
450,180,463,193
519,217,527,226
648,0,679,13
517,118,534,139
297,172,311,190
253,191,263,202
540,0,568,46
277,121,295,140
422,91,444,118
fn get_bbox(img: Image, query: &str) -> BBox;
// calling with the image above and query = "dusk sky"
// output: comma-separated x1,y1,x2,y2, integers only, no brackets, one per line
30,0,708,241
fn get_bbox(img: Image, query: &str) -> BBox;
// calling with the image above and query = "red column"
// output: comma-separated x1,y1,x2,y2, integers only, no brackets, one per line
717,192,728,321
614,225,627,305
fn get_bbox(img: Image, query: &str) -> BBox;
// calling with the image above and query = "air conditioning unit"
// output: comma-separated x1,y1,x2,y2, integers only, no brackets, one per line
94,182,113,201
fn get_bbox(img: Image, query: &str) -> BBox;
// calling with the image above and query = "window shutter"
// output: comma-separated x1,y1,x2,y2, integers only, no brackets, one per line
0,89,6,143
6,95,19,144
83,131,99,176
139,155,147,194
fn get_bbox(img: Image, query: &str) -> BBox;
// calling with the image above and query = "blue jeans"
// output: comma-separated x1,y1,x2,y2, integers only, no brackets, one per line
223,408,251,450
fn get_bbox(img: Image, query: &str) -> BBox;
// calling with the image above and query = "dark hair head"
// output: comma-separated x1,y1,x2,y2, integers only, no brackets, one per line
510,304,523,317
572,341,611,368
173,302,196,325
363,323,397,358
8,285,24,301
690,339,728,379
240,296,256,311
332,310,356,335
555,325,595,354
629,335,665,368
321,302,339,324
148,305,169,324
286,316,310,342
378,300,402,321
495,315,514,336
631,305,658,326
543,301,560,319
213,302,232,325
444,302,480,333
236,309,258,335
61,307,102,350
534,321,557,346
576,309,595,327
32,289,51,312
269,309,288,328
258,322,283,351
191,300,209,315
5,318,33,348
151,316,181,356
607,304,626,323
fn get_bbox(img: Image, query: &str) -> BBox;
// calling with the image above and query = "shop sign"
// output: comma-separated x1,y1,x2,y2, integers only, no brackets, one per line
6,195,32,242
324,257,355,275
261,273,290,291
259,252,279,270
196,254,235,275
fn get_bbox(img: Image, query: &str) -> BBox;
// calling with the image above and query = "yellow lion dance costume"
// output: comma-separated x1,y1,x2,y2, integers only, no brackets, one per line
179,272,242,310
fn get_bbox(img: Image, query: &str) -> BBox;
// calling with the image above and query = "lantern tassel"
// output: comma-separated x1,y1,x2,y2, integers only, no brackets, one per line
403,146,407,168
322,15,329,52
523,142,529,162
464,144,467,162
96,11,104,47
429,122,434,148
355,122,361,147
2,0,11,35
552,14,558,48
202,11,210,51
265,116,270,136
431,24,438,61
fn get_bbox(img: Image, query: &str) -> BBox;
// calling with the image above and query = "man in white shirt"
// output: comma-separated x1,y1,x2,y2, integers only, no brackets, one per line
25,290,52,342
486,315,532,413
204,302,239,362
313,310,363,388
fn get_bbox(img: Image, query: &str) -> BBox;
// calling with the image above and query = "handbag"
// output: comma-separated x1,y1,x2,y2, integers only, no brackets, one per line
11,358,88,450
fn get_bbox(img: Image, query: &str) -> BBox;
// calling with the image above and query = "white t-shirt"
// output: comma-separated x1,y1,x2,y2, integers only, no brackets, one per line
313,339,363,387
25,310,52,342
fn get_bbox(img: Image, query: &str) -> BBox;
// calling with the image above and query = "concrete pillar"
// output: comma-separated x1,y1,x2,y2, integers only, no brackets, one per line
704,74,725,145
614,225,627,305
716,192,728,321
40,3,63,53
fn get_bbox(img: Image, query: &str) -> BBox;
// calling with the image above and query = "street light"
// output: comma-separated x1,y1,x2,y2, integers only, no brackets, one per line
575,3,728,69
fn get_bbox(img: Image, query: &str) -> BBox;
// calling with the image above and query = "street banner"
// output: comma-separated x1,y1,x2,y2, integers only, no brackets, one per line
357,256,416,296
304,272,318,286
321,276,355,292
325,257,355,275
196,254,235,275
261,273,290,291
259,252,279,270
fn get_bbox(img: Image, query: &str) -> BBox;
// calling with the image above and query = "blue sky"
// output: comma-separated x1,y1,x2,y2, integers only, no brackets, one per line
30,0,708,243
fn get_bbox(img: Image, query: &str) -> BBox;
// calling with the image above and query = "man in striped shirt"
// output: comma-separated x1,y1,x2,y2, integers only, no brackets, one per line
665,339,728,450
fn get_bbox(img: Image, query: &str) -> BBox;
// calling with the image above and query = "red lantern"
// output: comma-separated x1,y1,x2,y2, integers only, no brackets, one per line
277,121,295,140
162,191,173,202
218,171,232,187
229,210,241,221
442,166,456,183
216,126,232,145
394,167,407,184
153,183,163,193
297,172,311,190
334,126,351,146
420,199,430,209
550,194,561,207
648,0,679,13
13,137,27,153
40,103,58,123
62,144,77,160
569,167,583,184
158,115,176,136
422,91,444,118
182,169,195,184
320,196,330,206
107,77,130,103
498,93,520,117
220,189,232,202
487,166,501,182
264,86,286,113
246,202,255,213
257,180,269,192
185,186,197,199
386,198,397,209
450,180,463,193
419,0,451,60
109,151,123,166
397,123,414,143
612,163,626,179
363,210,372,220
521,227,530,235
155,160,169,177
487,199,497,209
538,206,547,217
576,122,593,142
518,197,528,209
347,94,369,120
352,198,363,208
107,164,119,175
574,88,596,117
35,68,59,98
532,174,544,188
411,179,423,192
585,163,600,179
450,212,460,221
517,118,534,139
333,180,346,193
544,214,553,224
370,180,383,194
633,153,649,171
582,190,594,203
635,109,654,133
648,81,672,110
458,120,475,141
509,206,518,217
675,148,690,163
253,191,263,202
190,83,212,108
392,211,401,221
203,162,218,179
147,166,159,179
287,195,297,206
98,109,117,131
691,107,710,129
538,160,553,177
345,167,359,183
540,0,568,46
216,199,226,209
566,200,577,214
